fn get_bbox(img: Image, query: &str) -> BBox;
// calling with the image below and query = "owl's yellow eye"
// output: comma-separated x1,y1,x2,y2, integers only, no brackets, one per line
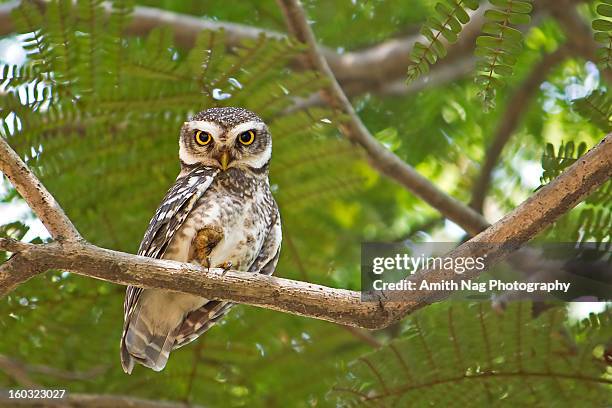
239,130,256,145
195,130,212,146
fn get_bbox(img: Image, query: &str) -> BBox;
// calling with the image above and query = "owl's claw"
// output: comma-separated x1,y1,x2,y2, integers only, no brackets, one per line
216,261,233,276
193,226,223,264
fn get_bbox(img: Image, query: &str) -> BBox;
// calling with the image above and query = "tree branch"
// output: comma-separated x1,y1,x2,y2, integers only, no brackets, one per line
0,356,40,389
0,355,104,389
0,392,205,408
469,45,570,213
391,134,612,319
1,133,609,329
276,0,490,236
0,238,387,328
0,137,80,241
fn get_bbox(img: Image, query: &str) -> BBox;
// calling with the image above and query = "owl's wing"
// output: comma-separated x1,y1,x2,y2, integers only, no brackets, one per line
122,166,219,341
247,207,282,275
173,205,282,349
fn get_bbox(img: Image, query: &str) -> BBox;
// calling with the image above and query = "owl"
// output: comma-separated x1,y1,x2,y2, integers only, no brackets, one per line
120,107,281,374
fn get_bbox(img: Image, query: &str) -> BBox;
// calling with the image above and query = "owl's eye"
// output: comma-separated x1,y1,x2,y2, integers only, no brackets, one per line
194,130,212,146
239,130,256,146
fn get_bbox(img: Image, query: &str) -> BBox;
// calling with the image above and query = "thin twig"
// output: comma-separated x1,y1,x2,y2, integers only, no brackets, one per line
0,356,40,389
341,325,383,348
469,46,570,212
276,0,490,236
0,354,106,383
0,392,205,408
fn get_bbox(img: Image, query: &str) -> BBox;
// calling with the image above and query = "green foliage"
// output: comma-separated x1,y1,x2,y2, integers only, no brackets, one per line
407,0,479,82
475,0,533,109
539,140,588,184
593,0,612,71
332,303,612,406
1,1,611,407
572,90,612,132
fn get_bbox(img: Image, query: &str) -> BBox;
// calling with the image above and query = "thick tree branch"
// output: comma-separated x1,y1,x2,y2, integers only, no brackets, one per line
0,393,205,408
1,0,601,100
0,137,80,241
0,238,386,328
0,251,43,298
390,134,612,319
277,0,490,236
1,134,610,329
470,46,570,213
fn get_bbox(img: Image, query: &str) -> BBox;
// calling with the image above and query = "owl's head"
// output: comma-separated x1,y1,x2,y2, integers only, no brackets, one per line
179,107,271,173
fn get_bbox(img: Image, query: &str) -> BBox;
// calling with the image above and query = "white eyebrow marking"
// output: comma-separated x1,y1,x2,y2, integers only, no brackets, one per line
228,121,266,140
185,120,224,137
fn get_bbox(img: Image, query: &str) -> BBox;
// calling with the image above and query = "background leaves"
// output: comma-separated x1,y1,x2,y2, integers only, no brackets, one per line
333,303,612,407
0,0,610,406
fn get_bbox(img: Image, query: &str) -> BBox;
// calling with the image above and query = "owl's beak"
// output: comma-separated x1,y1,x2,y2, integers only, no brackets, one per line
219,151,231,171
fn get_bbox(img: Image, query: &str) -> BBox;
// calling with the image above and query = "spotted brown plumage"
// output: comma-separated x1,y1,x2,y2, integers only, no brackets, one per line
120,107,281,374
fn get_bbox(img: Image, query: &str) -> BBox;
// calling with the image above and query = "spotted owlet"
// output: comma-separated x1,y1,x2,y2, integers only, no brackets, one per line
120,107,282,373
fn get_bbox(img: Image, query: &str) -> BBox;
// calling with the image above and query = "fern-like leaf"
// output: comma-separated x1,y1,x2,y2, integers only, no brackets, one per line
572,90,612,132
407,0,479,83
333,303,612,406
475,0,533,110
539,141,587,185
593,0,612,71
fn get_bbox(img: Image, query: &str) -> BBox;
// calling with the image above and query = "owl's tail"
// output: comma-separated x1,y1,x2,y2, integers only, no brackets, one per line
120,302,177,374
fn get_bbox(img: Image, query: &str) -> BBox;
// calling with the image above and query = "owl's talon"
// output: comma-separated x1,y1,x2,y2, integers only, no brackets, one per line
193,226,224,264
216,261,232,275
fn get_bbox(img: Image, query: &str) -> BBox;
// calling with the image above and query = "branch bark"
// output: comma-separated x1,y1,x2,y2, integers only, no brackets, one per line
276,0,490,236
1,133,610,329
391,134,612,319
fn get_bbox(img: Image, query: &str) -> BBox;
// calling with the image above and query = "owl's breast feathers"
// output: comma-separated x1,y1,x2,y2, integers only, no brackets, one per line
165,167,278,270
